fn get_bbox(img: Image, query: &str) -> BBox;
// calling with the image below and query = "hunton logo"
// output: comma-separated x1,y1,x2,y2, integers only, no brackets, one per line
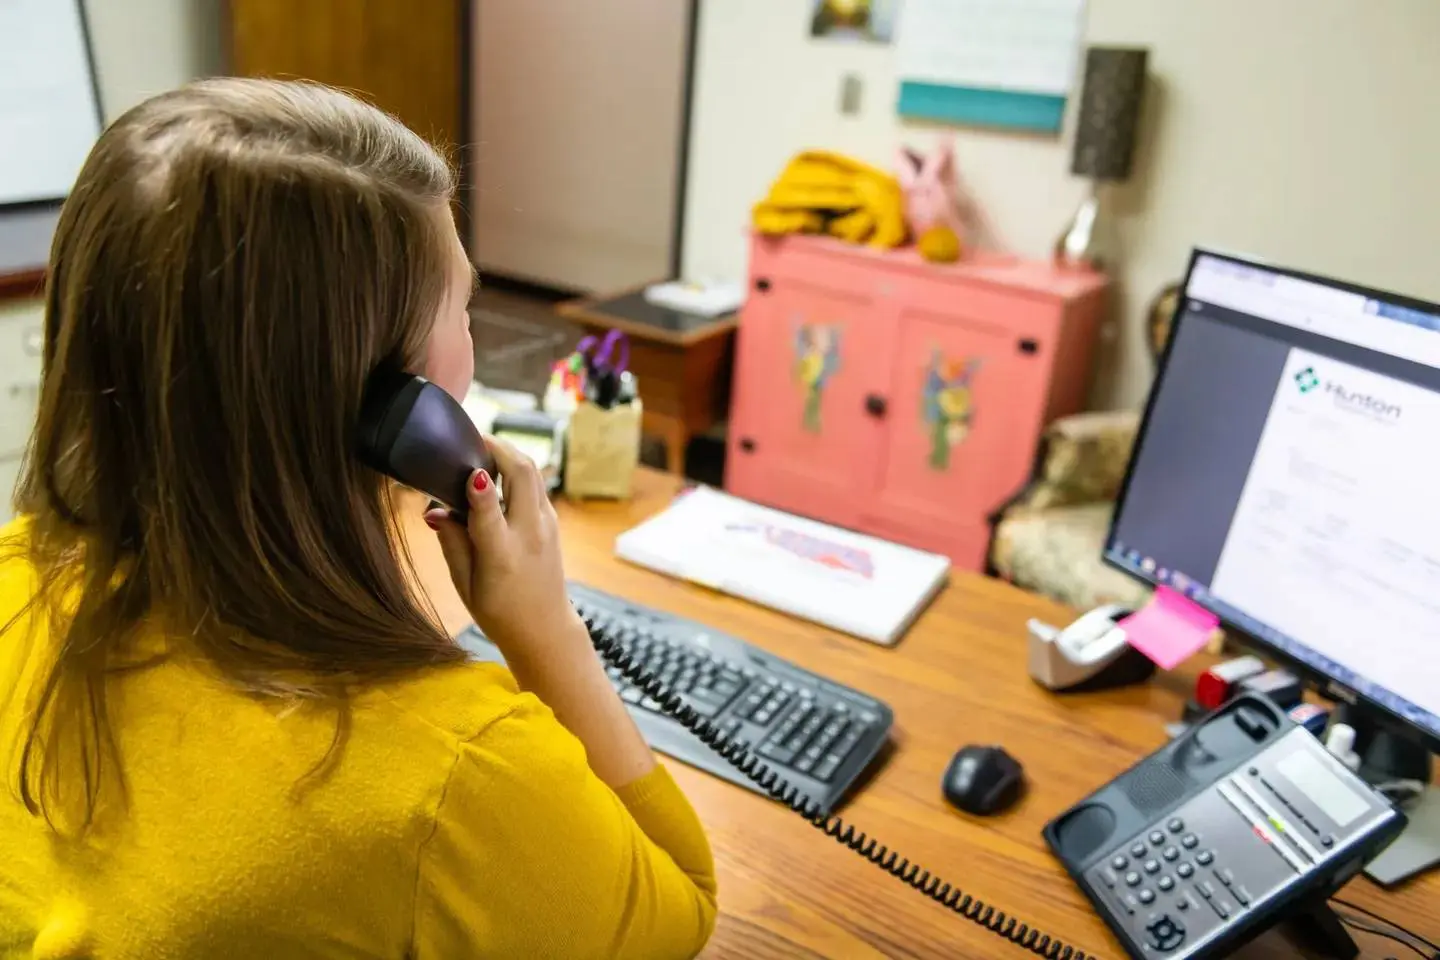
1295,366,1402,421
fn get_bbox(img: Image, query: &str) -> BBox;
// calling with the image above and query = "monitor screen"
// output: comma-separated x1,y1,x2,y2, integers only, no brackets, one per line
1105,250,1440,748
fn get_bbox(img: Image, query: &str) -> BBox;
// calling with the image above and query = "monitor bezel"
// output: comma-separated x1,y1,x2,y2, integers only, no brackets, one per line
1102,245,1440,755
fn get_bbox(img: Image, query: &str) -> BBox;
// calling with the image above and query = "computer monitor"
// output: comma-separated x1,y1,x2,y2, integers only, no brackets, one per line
1104,249,1440,764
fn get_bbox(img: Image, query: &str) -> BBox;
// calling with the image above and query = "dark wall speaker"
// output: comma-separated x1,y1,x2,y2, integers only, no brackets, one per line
1071,46,1149,181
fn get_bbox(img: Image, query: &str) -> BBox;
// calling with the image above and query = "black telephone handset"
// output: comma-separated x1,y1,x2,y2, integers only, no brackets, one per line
357,371,1094,960
357,371,497,517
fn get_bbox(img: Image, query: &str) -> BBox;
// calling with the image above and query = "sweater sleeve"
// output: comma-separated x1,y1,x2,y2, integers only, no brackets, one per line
412,693,718,960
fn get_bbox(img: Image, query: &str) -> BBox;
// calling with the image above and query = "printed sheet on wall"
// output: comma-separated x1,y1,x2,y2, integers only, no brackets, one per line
895,0,1087,134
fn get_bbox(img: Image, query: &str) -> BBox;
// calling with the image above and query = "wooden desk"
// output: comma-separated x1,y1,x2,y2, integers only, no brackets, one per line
558,287,736,476
557,469,1440,959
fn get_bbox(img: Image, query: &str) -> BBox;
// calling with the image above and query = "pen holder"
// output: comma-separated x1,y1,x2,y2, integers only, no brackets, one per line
564,396,643,500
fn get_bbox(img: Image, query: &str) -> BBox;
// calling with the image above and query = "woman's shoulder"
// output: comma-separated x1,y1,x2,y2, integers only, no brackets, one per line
361,656,528,745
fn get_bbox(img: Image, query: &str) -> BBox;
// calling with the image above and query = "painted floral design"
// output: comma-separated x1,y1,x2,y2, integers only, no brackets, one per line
922,351,982,470
794,322,841,433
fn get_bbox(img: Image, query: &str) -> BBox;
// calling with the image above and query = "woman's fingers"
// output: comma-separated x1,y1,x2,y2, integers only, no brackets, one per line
483,435,543,528
426,507,474,601
463,468,506,555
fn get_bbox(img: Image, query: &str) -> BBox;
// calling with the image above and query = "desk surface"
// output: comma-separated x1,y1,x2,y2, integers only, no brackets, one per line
557,470,1440,959
557,284,738,347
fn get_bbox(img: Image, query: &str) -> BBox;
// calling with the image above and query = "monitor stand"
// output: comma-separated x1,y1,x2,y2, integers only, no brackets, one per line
1330,704,1439,887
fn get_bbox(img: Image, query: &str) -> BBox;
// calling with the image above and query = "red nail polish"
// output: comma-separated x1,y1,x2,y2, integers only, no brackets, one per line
474,471,489,492
424,516,438,530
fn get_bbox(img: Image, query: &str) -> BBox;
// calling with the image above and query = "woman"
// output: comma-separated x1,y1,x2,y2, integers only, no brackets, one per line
0,78,717,958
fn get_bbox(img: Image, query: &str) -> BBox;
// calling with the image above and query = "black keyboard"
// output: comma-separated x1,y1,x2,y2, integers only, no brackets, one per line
457,582,894,816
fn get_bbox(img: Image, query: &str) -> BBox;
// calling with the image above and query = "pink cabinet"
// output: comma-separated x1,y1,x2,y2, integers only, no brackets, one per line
724,234,1108,572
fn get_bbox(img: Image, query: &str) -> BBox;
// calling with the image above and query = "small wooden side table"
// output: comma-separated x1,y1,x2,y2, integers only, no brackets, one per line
557,286,736,476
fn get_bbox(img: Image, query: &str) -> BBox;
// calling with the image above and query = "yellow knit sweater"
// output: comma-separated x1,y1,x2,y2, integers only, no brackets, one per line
0,520,717,959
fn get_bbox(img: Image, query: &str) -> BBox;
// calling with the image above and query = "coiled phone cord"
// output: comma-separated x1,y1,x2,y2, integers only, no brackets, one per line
587,617,1096,960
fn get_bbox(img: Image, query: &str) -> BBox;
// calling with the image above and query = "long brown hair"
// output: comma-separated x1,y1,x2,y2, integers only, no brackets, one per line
5,78,467,828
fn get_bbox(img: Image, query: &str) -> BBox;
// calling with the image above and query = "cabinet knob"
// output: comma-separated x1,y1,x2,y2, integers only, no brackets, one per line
754,277,771,293
864,394,887,418
1018,338,1039,355
738,437,757,452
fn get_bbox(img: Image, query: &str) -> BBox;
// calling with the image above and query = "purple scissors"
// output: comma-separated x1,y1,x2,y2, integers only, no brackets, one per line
576,329,629,378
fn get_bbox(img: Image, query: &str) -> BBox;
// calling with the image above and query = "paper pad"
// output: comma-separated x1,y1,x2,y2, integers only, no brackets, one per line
1120,586,1219,670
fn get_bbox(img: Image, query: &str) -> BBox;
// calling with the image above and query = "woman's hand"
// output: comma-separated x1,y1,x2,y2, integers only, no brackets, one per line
426,436,586,657
425,436,657,788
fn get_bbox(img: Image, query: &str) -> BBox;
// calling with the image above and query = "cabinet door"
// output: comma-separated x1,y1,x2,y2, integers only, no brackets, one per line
726,276,893,528
868,303,1051,537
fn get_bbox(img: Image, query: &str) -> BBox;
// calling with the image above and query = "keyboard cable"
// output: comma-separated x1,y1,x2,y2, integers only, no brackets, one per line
588,615,1095,960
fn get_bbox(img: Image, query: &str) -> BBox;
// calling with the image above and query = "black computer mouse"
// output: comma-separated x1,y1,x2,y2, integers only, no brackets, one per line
942,745,1025,816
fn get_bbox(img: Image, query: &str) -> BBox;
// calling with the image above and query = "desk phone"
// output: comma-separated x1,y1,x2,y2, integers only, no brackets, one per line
1044,694,1406,959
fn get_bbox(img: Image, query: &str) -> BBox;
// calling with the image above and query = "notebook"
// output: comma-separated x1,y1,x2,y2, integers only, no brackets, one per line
613,486,950,645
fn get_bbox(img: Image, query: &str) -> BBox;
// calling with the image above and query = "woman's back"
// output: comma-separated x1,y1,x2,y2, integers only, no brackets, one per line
0,519,716,959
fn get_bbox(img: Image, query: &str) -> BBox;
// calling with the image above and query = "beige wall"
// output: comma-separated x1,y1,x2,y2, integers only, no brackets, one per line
681,0,1440,409
0,0,215,520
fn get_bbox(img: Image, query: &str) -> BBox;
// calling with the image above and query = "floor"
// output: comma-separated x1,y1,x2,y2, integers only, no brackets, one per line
470,288,726,487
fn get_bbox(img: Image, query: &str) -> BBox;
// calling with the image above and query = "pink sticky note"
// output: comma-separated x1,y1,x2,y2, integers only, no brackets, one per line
1119,586,1220,670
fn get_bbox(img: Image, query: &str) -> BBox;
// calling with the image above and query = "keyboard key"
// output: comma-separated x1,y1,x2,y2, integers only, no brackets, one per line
1149,831,1166,846
786,710,828,753
640,696,663,712
1181,833,1199,849
1125,872,1141,887
1177,863,1195,879
795,752,818,774
830,727,864,762
690,684,740,711
1158,876,1175,892
678,694,721,718
759,740,798,766
814,753,843,782
1162,846,1179,862
1168,818,1185,833
1111,855,1129,871
1138,889,1155,905
620,687,643,705
734,688,769,720
1143,859,1160,875
1196,851,1214,867
712,678,744,698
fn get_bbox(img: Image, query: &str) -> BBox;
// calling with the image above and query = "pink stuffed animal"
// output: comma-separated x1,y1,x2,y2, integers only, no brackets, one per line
896,139,965,240
895,139,996,261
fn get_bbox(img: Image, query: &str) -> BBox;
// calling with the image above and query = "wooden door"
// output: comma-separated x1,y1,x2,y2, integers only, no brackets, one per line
226,0,464,178
725,271,894,529
867,296,1053,543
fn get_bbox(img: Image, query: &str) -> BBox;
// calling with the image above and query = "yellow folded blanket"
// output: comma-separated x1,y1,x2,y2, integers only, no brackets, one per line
751,150,907,249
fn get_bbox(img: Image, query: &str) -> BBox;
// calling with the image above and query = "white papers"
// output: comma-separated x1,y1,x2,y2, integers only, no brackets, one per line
0,0,103,205
615,486,950,646
895,0,1086,97
643,279,744,318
